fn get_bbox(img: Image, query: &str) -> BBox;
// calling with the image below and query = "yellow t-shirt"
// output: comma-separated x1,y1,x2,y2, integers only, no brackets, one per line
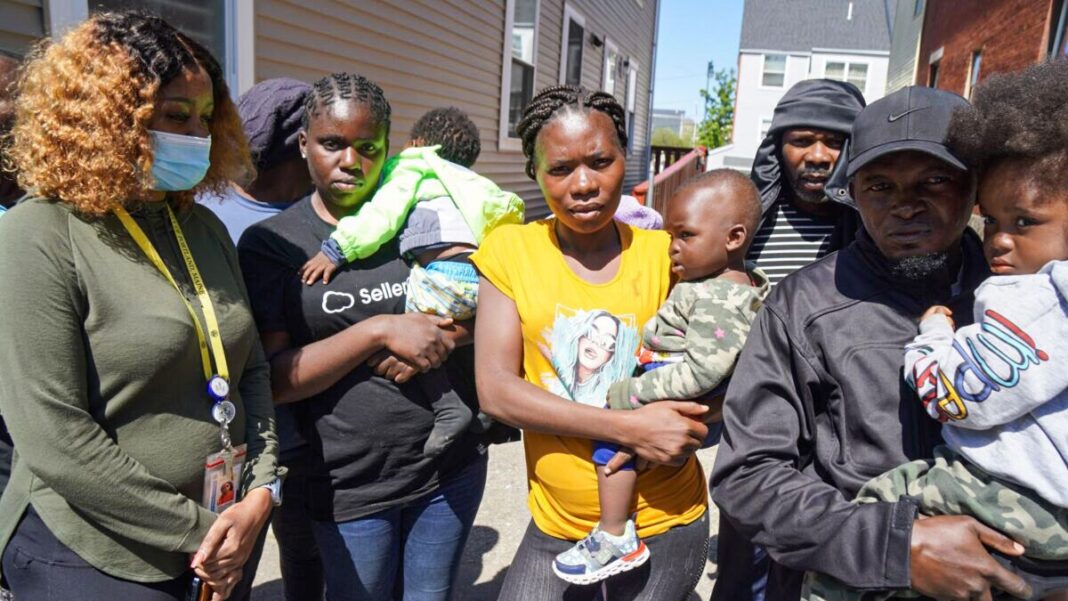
471,219,708,541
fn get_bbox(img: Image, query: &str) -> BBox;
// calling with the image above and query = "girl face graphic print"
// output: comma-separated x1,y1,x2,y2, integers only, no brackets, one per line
541,308,638,407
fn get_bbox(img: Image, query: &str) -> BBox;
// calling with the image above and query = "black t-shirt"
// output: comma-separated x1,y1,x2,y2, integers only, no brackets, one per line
238,196,483,522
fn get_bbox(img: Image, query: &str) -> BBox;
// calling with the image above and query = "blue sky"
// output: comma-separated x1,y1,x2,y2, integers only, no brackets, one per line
653,0,744,121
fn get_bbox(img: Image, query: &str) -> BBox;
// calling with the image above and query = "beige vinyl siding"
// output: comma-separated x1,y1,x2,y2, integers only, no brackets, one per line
0,0,45,56
255,0,657,220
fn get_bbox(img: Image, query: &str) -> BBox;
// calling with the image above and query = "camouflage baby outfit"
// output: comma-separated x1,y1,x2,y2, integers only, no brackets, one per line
607,263,770,409
803,446,1068,601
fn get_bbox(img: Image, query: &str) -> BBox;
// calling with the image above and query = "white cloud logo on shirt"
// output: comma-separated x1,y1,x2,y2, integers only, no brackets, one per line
322,291,356,314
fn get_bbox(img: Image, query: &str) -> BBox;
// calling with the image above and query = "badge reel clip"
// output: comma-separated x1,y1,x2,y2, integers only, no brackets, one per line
208,375,237,476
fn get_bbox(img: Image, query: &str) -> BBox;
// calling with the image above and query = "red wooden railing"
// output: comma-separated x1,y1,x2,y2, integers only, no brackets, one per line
649,145,693,176
632,145,707,216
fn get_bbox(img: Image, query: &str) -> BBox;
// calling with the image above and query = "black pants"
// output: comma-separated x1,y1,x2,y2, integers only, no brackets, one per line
497,511,709,601
1,507,187,601
271,449,324,601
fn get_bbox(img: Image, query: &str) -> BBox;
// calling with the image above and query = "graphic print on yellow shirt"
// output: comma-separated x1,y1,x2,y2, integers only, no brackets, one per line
540,307,639,407
472,219,707,541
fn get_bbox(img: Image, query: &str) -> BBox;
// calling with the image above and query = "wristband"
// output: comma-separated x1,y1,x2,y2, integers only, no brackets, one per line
321,238,347,267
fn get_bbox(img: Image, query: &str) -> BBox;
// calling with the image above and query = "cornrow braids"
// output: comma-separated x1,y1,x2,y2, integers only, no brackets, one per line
302,72,391,131
516,85,628,179
410,106,481,168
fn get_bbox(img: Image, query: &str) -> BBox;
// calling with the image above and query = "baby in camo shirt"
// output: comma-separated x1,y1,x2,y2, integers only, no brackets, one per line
552,169,770,585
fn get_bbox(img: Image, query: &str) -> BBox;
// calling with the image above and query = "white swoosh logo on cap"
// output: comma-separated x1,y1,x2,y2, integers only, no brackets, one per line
888,107,928,122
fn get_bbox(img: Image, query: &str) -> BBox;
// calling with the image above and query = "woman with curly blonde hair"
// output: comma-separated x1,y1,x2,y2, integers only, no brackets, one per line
0,12,279,601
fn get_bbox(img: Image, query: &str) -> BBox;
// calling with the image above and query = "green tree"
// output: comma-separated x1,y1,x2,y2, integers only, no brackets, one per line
697,64,736,149
651,127,690,148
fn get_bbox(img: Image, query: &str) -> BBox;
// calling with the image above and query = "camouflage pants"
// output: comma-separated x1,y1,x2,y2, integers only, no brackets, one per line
804,445,1068,601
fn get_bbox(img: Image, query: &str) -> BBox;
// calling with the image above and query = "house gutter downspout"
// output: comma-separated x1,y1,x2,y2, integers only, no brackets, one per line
643,0,662,208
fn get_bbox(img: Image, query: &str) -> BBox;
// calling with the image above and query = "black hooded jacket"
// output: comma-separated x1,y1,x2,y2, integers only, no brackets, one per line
749,79,866,253
711,230,990,599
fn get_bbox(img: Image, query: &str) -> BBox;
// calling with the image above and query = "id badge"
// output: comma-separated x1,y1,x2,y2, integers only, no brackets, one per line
201,443,247,512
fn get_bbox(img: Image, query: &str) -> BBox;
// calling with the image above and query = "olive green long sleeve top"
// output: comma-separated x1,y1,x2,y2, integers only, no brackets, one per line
0,197,279,583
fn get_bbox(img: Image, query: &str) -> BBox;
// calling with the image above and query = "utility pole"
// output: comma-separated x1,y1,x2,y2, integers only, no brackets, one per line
704,60,715,114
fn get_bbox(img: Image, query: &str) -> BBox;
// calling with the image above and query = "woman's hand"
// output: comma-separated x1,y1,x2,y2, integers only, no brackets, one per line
612,401,708,468
379,314,455,371
367,350,420,384
192,569,244,601
191,488,272,594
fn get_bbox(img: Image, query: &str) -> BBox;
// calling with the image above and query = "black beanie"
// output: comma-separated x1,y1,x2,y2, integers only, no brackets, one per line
237,78,311,171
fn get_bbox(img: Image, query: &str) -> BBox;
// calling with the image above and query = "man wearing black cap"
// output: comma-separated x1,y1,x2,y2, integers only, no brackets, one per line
747,79,865,286
711,87,1033,601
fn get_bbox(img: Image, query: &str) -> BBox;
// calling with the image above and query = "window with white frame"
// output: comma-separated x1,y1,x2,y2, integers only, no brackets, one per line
500,0,539,141
626,61,638,151
1049,0,1067,58
87,0,252,95
603,38,620,96
825,61,868,93
964,50,981,98
928,61,940,87
95,0,227,67
759,117,773,140
559,4,585,86
761,54,787,87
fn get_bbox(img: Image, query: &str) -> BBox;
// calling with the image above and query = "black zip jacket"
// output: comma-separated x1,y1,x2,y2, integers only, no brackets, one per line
711,229,990,599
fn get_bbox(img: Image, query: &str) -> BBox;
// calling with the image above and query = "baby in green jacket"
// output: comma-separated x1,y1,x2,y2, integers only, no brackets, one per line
301,107,524,456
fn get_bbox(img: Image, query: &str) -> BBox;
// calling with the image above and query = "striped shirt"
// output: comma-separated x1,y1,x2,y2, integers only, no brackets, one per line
747,200,836,286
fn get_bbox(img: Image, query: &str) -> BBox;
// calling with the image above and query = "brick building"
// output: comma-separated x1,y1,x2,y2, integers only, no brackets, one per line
914,0,1068,96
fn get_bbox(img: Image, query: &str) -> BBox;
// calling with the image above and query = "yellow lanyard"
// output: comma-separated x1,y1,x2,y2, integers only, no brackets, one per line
114,204,229,384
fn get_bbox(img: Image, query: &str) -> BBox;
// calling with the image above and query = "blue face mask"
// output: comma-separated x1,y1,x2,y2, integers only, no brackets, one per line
149,130,212,191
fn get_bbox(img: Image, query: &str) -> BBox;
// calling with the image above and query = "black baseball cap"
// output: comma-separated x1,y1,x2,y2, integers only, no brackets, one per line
845,86,969,178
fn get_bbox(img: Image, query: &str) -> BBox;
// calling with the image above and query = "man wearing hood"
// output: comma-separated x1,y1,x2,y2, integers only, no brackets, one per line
711,78,868,601
747,79,865,286
711,87,1035,601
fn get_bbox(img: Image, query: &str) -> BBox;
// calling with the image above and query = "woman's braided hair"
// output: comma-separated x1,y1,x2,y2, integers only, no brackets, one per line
516,85,628,180
302,72,391,131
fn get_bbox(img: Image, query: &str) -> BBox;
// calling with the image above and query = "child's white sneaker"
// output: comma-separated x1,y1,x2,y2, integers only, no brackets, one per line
551,519,650,585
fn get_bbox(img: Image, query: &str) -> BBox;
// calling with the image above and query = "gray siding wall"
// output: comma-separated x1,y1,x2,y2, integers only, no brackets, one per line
255,0,656,220
551,0,657,196
886,0,925,93
0,0,46,56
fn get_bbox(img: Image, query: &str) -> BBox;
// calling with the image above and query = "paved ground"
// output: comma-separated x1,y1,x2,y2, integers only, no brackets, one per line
250,441,720,601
